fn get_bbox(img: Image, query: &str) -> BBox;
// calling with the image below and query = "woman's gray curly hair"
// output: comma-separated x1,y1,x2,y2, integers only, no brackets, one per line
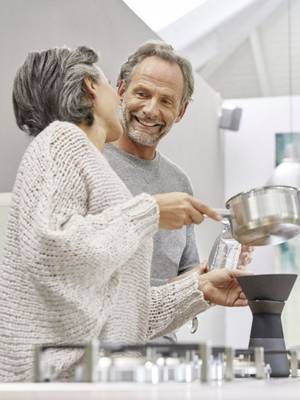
117,40,194,103
13,46,100,136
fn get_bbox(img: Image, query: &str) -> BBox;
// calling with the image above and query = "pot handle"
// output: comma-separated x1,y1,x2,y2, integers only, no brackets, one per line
204,208,231,220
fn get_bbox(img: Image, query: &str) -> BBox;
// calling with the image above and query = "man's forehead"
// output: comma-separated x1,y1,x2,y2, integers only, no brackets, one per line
129,56,184,95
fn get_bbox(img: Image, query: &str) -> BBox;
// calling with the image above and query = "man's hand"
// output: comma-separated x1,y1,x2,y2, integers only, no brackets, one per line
198,269,251,307
237,245,254,270
154,192,221,230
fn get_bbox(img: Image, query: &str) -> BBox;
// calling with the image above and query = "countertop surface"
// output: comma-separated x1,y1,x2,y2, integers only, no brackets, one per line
1,378,300,400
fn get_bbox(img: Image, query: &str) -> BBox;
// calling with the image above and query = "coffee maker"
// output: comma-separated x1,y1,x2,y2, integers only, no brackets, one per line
237,274,297,377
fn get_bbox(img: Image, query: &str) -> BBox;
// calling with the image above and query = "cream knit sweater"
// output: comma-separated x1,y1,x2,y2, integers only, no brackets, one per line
0,122,209,382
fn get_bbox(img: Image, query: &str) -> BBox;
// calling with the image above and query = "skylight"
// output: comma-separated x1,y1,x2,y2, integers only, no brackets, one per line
122,0,208,32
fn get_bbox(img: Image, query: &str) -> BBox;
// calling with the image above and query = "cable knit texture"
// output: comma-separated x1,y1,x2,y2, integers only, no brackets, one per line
0,121,209,382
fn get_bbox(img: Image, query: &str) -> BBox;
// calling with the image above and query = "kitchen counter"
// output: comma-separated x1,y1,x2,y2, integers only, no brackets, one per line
1,378,300,400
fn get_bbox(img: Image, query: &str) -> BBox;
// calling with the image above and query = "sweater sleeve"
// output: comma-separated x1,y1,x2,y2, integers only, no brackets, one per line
35,194,158,282
31,122,159,286
147,272,210,339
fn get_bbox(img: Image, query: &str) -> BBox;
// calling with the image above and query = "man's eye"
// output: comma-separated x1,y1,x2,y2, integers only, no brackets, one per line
136,92,146,97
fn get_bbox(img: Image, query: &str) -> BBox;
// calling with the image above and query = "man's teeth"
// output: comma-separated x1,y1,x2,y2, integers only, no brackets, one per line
135,117,159,127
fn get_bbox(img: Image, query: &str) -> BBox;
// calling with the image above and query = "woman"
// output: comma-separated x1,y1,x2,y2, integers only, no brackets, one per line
0,46,247,382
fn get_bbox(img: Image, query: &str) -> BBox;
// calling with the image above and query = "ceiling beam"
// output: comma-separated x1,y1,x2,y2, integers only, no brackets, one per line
249,29,271,96
159,0,259,51
159,0,284,77
198,39,243,80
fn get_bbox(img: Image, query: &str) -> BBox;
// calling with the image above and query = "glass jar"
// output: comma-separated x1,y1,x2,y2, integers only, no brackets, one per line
208,219,241,270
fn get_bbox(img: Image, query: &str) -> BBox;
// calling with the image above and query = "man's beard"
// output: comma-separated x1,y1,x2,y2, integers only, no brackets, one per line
120,104,168,147
127,127,165,147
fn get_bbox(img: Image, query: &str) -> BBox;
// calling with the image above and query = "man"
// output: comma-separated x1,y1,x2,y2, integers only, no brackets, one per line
104,41,252,342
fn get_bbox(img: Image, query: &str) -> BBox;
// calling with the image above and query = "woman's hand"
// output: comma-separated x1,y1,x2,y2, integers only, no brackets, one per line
153,192,221,230
198,269,251,307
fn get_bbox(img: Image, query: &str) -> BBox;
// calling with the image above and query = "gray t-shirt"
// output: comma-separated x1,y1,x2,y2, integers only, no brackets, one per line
104,144,200,341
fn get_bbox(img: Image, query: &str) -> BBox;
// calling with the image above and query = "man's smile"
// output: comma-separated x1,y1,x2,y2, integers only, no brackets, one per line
131,114,164,133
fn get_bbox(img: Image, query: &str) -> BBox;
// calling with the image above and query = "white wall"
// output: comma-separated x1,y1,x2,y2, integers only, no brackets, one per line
224,95,300,348
224,96,300,199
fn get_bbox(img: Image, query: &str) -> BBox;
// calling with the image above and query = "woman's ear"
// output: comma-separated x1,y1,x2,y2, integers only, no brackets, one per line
84,76,97,100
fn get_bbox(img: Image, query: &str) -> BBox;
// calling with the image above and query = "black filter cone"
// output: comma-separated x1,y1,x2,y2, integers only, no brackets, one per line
237,274,297,301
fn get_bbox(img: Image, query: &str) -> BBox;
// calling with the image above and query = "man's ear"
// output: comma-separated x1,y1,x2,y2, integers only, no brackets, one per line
117,80,126,99
83,76,97,99
175,101,189,123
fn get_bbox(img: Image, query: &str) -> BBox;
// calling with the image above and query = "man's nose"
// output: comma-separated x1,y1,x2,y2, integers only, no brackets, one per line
142,99,159,119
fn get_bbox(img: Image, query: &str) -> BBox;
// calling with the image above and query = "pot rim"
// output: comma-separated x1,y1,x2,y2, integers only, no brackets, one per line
225,185,299,208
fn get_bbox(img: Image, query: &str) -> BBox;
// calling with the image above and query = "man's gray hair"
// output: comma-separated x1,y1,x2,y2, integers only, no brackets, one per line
118,40,194,103
13,46,100,136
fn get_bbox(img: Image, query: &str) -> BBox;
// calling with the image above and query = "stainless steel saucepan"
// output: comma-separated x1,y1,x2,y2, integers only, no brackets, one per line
221,185,300,246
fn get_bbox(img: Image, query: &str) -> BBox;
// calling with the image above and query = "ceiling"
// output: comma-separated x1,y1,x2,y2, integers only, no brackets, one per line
157,0,300,99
